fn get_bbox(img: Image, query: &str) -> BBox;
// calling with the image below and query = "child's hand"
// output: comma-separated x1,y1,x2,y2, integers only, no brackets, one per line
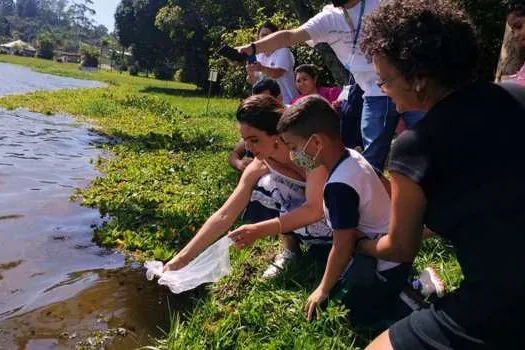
305,287,329,321
228,224,263,249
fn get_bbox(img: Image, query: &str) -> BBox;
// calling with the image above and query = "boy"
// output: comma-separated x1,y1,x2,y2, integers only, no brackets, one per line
277,95,438,325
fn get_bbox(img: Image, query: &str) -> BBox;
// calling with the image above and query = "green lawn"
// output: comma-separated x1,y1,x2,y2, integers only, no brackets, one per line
0,56,462,349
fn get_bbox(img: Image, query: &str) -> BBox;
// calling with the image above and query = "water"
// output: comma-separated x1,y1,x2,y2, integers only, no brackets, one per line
0,62,102,96
0,64,180,349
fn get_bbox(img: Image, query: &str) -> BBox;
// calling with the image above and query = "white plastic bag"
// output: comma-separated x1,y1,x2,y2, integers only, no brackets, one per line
145,236,233,294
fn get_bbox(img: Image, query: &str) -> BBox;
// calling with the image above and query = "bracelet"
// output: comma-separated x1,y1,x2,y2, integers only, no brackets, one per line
275,217,283,235
250,42,257,55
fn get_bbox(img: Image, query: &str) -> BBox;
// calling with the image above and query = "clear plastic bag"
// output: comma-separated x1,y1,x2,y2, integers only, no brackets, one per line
144,236,233,294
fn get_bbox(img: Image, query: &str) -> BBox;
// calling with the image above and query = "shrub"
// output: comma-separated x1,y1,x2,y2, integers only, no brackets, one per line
153,62,176,80
129,63,140,76
80,43,100,68
37,33,55,60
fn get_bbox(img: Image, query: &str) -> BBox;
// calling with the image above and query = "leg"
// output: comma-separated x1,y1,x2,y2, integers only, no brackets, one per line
361,96,399,171
339,85,364,149
280,232,300,253
366,330,394,350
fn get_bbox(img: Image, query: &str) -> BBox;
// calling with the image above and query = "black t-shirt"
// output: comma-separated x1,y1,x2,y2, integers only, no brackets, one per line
389,82,525,337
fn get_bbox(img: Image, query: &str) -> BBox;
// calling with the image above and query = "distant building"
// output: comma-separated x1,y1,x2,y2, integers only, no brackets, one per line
0,40,36,57
55,51,81,64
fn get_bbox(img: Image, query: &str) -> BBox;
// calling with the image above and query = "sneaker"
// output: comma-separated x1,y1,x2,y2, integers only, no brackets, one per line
262,249,297,278
413,267,446,298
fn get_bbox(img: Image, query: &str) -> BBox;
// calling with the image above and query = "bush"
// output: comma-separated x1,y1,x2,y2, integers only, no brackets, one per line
80,43,100,68
129,63,140,76
37,33,55,60
153,62,176,80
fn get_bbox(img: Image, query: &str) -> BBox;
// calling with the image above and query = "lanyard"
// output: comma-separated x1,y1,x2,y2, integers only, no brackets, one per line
343,0,366,54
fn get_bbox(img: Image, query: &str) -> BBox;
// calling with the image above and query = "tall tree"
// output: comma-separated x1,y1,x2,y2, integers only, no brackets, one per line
17,0,39,18
0,0,15,17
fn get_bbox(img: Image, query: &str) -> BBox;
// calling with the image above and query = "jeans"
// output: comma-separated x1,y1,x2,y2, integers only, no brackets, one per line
361,96,425,171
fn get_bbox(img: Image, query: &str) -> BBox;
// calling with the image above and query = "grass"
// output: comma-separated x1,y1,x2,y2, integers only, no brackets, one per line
0,56,463,349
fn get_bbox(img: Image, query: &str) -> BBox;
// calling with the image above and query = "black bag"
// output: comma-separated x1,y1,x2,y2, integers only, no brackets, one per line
339,82,364,149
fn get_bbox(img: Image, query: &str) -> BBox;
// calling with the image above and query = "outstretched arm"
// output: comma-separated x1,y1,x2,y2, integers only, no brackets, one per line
228,165,327,247
164,160,268,271
238,28,311,56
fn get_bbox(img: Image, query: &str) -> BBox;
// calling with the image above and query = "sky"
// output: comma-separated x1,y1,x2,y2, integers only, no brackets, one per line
92,0,121,33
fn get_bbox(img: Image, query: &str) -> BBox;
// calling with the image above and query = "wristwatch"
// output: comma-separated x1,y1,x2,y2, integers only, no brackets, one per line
250,42,257,56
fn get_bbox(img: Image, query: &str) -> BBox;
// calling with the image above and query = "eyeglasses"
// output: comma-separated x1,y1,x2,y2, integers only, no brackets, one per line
376,74,400,88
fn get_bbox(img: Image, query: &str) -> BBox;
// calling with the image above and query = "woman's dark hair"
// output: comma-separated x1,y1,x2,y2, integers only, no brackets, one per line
294,64,321,80
507,1,525,17
252,78,281,98
236,94,284,135
360,0,479,89
258,21,279,36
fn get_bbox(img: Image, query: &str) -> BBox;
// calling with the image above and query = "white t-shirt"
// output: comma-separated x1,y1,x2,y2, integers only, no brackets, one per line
323,148,398,271
256,48,298,104
301,2,383,97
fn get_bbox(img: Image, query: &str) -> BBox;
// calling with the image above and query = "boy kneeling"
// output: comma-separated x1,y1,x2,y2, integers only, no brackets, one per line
278,95,412,326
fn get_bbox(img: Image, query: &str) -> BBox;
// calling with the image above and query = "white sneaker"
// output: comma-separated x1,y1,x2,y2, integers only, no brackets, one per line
415,267,446,298
262,249,297,278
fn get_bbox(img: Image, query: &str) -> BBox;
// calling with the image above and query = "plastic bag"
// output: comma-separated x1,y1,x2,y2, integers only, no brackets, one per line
145,236,233,294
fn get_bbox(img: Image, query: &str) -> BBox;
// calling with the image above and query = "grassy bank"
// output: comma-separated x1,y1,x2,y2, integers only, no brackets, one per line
0,56,462,349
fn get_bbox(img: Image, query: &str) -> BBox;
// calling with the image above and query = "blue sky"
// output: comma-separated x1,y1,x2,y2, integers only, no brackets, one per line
92,0,121,33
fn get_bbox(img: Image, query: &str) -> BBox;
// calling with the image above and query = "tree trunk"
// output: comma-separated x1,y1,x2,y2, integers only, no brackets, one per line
495,23,525,82
288,0,349,85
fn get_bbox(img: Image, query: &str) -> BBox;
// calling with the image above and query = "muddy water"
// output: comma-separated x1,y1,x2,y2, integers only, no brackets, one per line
0,65,186,349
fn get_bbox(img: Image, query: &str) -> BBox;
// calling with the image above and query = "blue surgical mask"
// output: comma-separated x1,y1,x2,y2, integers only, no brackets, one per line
289,136,322,171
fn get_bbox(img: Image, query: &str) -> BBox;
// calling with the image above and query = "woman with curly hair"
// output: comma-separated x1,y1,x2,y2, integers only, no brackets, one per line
356,0,525,348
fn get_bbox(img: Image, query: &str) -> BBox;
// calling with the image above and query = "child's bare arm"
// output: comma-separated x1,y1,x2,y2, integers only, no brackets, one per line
305,228,360,320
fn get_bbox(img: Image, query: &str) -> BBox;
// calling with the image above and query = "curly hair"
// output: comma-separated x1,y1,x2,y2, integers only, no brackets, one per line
360,0,479,89
507,0,525,16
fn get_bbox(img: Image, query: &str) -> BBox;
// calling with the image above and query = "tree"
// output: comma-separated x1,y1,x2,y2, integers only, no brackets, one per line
0,0,15,17
37,32,55,59
16,0,39,18
80,42,99,67
115,0,177,75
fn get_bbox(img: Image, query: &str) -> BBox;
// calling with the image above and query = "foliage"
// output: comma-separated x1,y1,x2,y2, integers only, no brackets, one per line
37,32,55,59
129,62,139,76
0,0,106,53
115,0,177,77
453,0,508,80
80,43,99,67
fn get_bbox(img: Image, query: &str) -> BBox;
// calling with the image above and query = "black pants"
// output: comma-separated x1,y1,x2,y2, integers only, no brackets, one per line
330,254,412,327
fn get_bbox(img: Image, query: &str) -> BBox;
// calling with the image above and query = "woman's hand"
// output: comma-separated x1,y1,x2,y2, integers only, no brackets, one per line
305,286,329,321
163,253,189,272
228,224,265,248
